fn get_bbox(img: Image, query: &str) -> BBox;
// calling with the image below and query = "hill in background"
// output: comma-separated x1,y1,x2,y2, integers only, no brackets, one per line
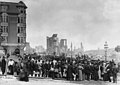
85,48,120,63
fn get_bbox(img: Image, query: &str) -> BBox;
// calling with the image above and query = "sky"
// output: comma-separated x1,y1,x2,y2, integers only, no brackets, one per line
2,0,120,51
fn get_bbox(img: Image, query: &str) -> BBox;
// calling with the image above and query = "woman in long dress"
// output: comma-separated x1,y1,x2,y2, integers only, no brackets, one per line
67,63,73,80
1,57,6,75
98,64,102,80
78,63,83,81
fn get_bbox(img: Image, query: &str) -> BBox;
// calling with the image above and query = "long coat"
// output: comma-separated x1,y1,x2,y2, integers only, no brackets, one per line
67,64,73,80
1,59,6,73
78,65,83,81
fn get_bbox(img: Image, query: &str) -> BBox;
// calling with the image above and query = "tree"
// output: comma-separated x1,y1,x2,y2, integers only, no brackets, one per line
115,45,120,52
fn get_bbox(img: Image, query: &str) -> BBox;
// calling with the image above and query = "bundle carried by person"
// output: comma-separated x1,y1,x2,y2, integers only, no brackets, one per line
18,69,29,82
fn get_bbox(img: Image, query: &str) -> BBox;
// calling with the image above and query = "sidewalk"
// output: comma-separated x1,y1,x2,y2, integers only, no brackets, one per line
0,72,120,83
0,74,120,85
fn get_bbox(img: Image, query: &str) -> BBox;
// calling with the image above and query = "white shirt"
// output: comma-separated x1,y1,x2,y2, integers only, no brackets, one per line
8,60,14,66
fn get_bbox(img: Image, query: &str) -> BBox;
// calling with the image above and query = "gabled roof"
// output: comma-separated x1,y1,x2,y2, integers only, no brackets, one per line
0,1,27,14
17,1,27,8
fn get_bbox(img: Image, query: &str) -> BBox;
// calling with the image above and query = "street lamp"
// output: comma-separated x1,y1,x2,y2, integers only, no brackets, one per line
104,41,108,62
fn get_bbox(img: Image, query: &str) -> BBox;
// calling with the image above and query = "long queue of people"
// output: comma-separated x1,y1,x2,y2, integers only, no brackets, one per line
0,56,119,83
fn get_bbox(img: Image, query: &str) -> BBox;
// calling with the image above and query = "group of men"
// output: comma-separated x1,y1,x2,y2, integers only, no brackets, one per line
0,56,29,82
0,55,119,83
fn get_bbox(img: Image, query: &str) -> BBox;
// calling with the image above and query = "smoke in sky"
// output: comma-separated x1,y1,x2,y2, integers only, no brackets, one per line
3,0,120,50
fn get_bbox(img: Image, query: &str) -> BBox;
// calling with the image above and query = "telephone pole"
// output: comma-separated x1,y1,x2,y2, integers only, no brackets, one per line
71,42,73,58
104,41,108,62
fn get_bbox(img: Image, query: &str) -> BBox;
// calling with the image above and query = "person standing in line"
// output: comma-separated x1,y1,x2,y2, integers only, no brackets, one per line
103,62,107,81
29,59,34,77
41,61,45,77
19,63,29,82
67,63,73,81
37,60,42,77
8,59,14,75
106,62,112,82
112,64,119,83
98,63,103,80
84,62,91,81
94,64,99,81
90,63,94,80
50,61,55,79
103,62,111,82
44,61,48,77
46,61,51,78
1,56,6,75
82,63,86,81
34,60,39,77
78,63,83,81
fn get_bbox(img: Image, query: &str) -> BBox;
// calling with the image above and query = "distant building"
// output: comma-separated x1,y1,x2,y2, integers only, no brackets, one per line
59,39,67,55
66,48,72,57
66,42,84,57
24,42,35,54
0,1,27,56
35,45,45,54
47,34,60,55
74,48,83,56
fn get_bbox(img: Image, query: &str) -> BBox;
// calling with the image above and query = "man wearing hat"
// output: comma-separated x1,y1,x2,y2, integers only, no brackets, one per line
1,56,6,75
112,64,118,83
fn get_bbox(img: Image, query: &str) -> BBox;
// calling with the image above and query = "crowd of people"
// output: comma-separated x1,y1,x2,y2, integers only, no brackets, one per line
0,55,119,83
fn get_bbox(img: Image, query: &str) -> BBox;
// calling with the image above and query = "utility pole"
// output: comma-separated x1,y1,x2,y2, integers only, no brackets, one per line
104,41,108,62
71,42,73,58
